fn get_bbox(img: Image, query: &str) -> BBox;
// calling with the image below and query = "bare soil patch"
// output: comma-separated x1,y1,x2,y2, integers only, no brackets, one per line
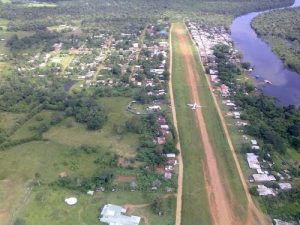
116,175,135,183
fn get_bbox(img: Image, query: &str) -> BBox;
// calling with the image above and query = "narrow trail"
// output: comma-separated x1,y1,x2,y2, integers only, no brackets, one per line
184,24,269,225
168,24,184,225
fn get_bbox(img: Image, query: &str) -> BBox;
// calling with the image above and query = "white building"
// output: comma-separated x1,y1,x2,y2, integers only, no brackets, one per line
100,204,141,225
253,174,276,182
278,183,292,190
257,185,276,196
246,153,261,169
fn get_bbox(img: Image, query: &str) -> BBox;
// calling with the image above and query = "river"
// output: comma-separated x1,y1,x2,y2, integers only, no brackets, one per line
230,0,300,106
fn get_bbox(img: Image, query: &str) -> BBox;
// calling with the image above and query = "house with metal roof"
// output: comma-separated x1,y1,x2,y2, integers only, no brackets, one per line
100,204,141,225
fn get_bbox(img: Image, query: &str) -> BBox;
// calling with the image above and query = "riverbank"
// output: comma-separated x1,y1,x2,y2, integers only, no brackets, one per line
251,7,300,75
230,0,300,106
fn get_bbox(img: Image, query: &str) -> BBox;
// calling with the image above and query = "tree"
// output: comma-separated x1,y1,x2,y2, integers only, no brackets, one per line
241,62,251,70
35,172,42,187
151,197,164,215
13,218,26,225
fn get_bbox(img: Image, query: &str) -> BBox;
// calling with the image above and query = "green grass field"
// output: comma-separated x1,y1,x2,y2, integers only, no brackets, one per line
44,97,138,158
9,111,53,141
171,25,212,225
0,112,26,132
0,96,175,225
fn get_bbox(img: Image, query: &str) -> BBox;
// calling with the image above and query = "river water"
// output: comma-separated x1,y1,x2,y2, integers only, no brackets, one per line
230,0,300,106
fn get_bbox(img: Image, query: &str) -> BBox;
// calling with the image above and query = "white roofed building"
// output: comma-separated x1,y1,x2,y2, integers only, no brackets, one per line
246,153,261,169
257,185,276,196
278,183,292,190
253,174,276,182
100,204,141,225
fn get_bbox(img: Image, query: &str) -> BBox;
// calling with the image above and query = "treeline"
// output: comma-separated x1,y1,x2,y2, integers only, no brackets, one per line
213,44,300,153
6,31,61,51
7,20,57,31
260,186,300,221
126,114,178,168
0,0,294,23
252,7,300,74
0,77,107,130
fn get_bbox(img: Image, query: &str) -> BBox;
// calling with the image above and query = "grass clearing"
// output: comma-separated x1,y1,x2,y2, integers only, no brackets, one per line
0,140,151,225
0,141,71,225
0,111,26,132
20,190,173,225
9,110,53,141
0,96,170,224
44,97,138,158
171,25,212,225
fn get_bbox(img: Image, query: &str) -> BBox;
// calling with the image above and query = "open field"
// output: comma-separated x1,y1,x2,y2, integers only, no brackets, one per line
171,24,211,225
10,110,53,141
44,97,138,158
0,112,25,132
0,96,176,225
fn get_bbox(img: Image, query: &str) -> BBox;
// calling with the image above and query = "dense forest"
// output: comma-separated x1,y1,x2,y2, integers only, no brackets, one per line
0,0,294,25
252,7,300,74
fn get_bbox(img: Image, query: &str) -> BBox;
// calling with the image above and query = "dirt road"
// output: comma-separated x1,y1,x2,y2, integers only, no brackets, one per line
168,24,184,225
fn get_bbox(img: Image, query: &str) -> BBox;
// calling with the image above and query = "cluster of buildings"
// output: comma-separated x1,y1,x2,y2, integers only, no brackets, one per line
131,41,168,92
14,21,171,96
188,22,233,63
187,22,243,121
246,148,292,196
187,22,294,198
155,114,177,180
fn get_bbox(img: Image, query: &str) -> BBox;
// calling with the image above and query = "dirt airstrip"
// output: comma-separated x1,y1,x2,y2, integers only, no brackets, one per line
172,23,268,225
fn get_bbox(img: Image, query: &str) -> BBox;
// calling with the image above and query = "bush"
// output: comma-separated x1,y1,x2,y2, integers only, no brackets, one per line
249,186,258,196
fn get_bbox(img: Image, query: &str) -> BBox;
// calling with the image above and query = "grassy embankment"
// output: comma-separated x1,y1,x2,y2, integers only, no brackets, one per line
172,22,249,224
0,97,176,225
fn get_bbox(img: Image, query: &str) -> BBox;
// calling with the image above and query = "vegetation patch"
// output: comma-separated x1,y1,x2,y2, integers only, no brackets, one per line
252,7,300,74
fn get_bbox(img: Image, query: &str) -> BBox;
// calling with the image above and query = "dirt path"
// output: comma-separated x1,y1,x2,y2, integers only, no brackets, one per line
168,24,184,225
184,24,269,225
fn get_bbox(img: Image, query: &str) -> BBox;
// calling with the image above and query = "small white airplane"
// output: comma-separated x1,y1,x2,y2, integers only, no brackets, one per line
187,102,205,110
